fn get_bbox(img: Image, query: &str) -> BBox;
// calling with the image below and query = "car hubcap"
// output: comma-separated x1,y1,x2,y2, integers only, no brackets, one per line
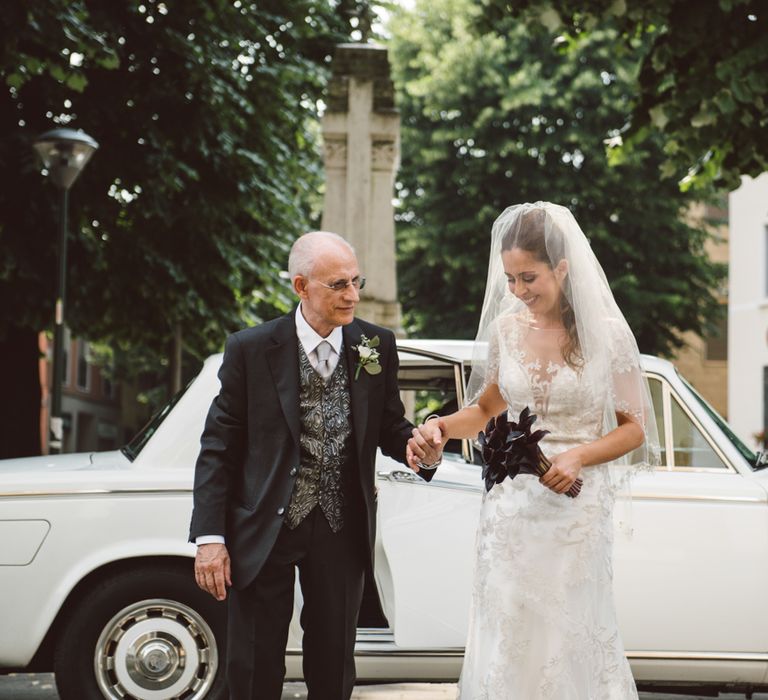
94,598,217,699
127,632,182,685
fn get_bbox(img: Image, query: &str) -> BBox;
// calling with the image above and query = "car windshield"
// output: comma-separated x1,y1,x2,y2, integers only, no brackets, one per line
678,372,757,468
121,382,192,461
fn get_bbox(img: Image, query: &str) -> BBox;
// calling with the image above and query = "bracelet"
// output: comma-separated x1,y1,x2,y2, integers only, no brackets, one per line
418,414,443,469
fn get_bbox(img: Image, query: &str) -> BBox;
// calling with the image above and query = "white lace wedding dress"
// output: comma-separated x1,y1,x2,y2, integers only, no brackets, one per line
458,317,638,699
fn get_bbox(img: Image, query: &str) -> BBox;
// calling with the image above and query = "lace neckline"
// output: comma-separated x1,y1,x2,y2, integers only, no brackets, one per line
507,316,573,417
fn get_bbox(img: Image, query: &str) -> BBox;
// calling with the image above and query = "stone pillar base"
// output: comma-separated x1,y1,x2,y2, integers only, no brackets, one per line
355,299,404,337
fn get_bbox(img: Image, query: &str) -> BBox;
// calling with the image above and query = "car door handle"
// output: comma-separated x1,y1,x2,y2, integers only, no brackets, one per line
378,469,420,483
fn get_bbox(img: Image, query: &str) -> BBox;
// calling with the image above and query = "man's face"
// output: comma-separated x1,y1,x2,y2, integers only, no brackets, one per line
294,243,361,336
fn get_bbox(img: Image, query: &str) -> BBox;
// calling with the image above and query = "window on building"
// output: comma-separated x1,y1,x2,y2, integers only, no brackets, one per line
103,374,114,399
98,354,116,399
76,340,90,392
705,309,728,361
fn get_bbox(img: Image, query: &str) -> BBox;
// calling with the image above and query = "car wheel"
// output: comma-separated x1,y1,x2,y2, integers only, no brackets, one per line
54,564,227,700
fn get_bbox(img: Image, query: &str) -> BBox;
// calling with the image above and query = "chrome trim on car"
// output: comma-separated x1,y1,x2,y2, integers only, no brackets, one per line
628,651,768,662
301,647,768,662
660,373,675,468
0,488,193,498
355,649,464,657
355,627,394,639
628,493,765,504
386,470,421,484
397,345,464,365
365,649,768,661
426,479,481,493
287,648,464,658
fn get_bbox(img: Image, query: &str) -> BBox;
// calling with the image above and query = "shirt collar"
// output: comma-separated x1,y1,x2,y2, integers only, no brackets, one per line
295,303,343,356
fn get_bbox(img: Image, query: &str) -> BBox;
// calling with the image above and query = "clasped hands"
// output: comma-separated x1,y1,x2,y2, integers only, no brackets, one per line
406,417,446,472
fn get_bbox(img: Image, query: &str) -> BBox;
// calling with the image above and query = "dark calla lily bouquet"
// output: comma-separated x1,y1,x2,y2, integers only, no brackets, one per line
478,407,582,498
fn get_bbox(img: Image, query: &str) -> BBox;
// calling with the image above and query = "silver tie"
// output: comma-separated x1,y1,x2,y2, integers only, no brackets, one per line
314,341,334,380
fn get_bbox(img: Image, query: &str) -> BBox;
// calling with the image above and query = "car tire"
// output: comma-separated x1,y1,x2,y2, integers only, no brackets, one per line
53,564,227,700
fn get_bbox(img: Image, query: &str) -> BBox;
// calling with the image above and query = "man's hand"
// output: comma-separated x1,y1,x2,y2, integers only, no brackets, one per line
406,418,445,471
194,543,232,601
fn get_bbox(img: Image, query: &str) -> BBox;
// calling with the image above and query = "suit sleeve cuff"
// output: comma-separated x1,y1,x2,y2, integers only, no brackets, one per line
195,535,226,546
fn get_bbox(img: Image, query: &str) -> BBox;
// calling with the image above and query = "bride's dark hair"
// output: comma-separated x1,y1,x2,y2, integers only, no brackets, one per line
500,208,583,369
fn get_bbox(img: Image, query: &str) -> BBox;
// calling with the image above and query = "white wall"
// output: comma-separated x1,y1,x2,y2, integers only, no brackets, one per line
728,173,768,448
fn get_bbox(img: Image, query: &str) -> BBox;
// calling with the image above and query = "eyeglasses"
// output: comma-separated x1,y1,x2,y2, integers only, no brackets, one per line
315,276,366,292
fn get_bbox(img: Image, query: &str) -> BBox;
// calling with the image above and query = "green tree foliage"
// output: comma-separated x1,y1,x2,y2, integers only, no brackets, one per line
478,0,768,190
389,0,725,355
0,0,354,456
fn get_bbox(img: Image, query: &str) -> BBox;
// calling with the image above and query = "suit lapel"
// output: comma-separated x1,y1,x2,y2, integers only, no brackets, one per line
266,312,301,448
343,321,369,460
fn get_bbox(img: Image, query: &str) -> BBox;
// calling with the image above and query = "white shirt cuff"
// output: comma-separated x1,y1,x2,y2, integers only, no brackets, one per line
195,535,226,546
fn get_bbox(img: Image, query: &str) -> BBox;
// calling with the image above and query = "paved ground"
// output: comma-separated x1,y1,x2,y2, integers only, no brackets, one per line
1,675,768,699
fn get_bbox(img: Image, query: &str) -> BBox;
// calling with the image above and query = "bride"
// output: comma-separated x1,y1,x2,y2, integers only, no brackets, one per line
408,202,660,698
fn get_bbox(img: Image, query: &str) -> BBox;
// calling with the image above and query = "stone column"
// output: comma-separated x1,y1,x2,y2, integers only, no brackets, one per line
321,43,403,333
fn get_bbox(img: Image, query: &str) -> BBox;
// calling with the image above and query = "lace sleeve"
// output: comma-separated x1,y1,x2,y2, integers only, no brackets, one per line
607,321,648,426
466,318,502,404
486,324,501,387
605,320,661,474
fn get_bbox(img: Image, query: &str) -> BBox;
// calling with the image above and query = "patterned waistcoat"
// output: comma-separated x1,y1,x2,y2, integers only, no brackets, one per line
286,343,354,532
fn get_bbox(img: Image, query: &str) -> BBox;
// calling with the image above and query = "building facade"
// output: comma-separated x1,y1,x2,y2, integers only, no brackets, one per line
672,201,729,418
39,331,121,454
728,173,768,449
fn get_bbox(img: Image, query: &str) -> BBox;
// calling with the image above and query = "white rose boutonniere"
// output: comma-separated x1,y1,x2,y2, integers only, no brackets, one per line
353,334,382,380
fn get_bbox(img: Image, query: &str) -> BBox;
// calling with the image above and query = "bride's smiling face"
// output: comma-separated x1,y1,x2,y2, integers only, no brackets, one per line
502,247,567,319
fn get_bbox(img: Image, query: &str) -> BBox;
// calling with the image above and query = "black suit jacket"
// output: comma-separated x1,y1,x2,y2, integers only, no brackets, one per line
189,311,429,589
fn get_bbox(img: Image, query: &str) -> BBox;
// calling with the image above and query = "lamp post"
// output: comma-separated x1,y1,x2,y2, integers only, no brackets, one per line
33,128,99,454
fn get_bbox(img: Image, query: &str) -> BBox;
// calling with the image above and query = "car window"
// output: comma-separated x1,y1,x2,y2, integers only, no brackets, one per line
678,373,757,468
398,364,463,456
121,381,192,461
647,377,667,466
670,395,728,470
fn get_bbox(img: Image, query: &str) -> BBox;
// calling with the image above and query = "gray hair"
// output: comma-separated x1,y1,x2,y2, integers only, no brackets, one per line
288,231,355,279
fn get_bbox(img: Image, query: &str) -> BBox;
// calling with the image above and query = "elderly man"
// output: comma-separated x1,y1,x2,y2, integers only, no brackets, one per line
189,231,440,699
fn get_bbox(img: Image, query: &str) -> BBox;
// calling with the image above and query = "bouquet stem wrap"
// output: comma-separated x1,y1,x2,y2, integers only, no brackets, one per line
478,407,582,497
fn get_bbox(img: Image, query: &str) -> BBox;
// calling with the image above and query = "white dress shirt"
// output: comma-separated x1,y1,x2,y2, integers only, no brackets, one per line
294,302,343,374
196,306,344,547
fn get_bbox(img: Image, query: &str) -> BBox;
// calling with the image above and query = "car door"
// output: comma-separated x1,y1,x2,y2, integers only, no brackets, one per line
614,372,768,675
374,347,483,649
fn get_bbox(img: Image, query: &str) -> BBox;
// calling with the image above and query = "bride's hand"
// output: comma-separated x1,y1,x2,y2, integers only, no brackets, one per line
540,449,583,494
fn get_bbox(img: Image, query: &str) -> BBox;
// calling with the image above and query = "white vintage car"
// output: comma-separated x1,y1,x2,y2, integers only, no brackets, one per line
0,340,766,699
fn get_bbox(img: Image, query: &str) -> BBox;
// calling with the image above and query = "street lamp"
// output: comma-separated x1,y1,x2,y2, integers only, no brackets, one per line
33,128,99,453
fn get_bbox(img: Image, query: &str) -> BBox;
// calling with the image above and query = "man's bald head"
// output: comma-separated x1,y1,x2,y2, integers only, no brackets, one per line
288,231,356,281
